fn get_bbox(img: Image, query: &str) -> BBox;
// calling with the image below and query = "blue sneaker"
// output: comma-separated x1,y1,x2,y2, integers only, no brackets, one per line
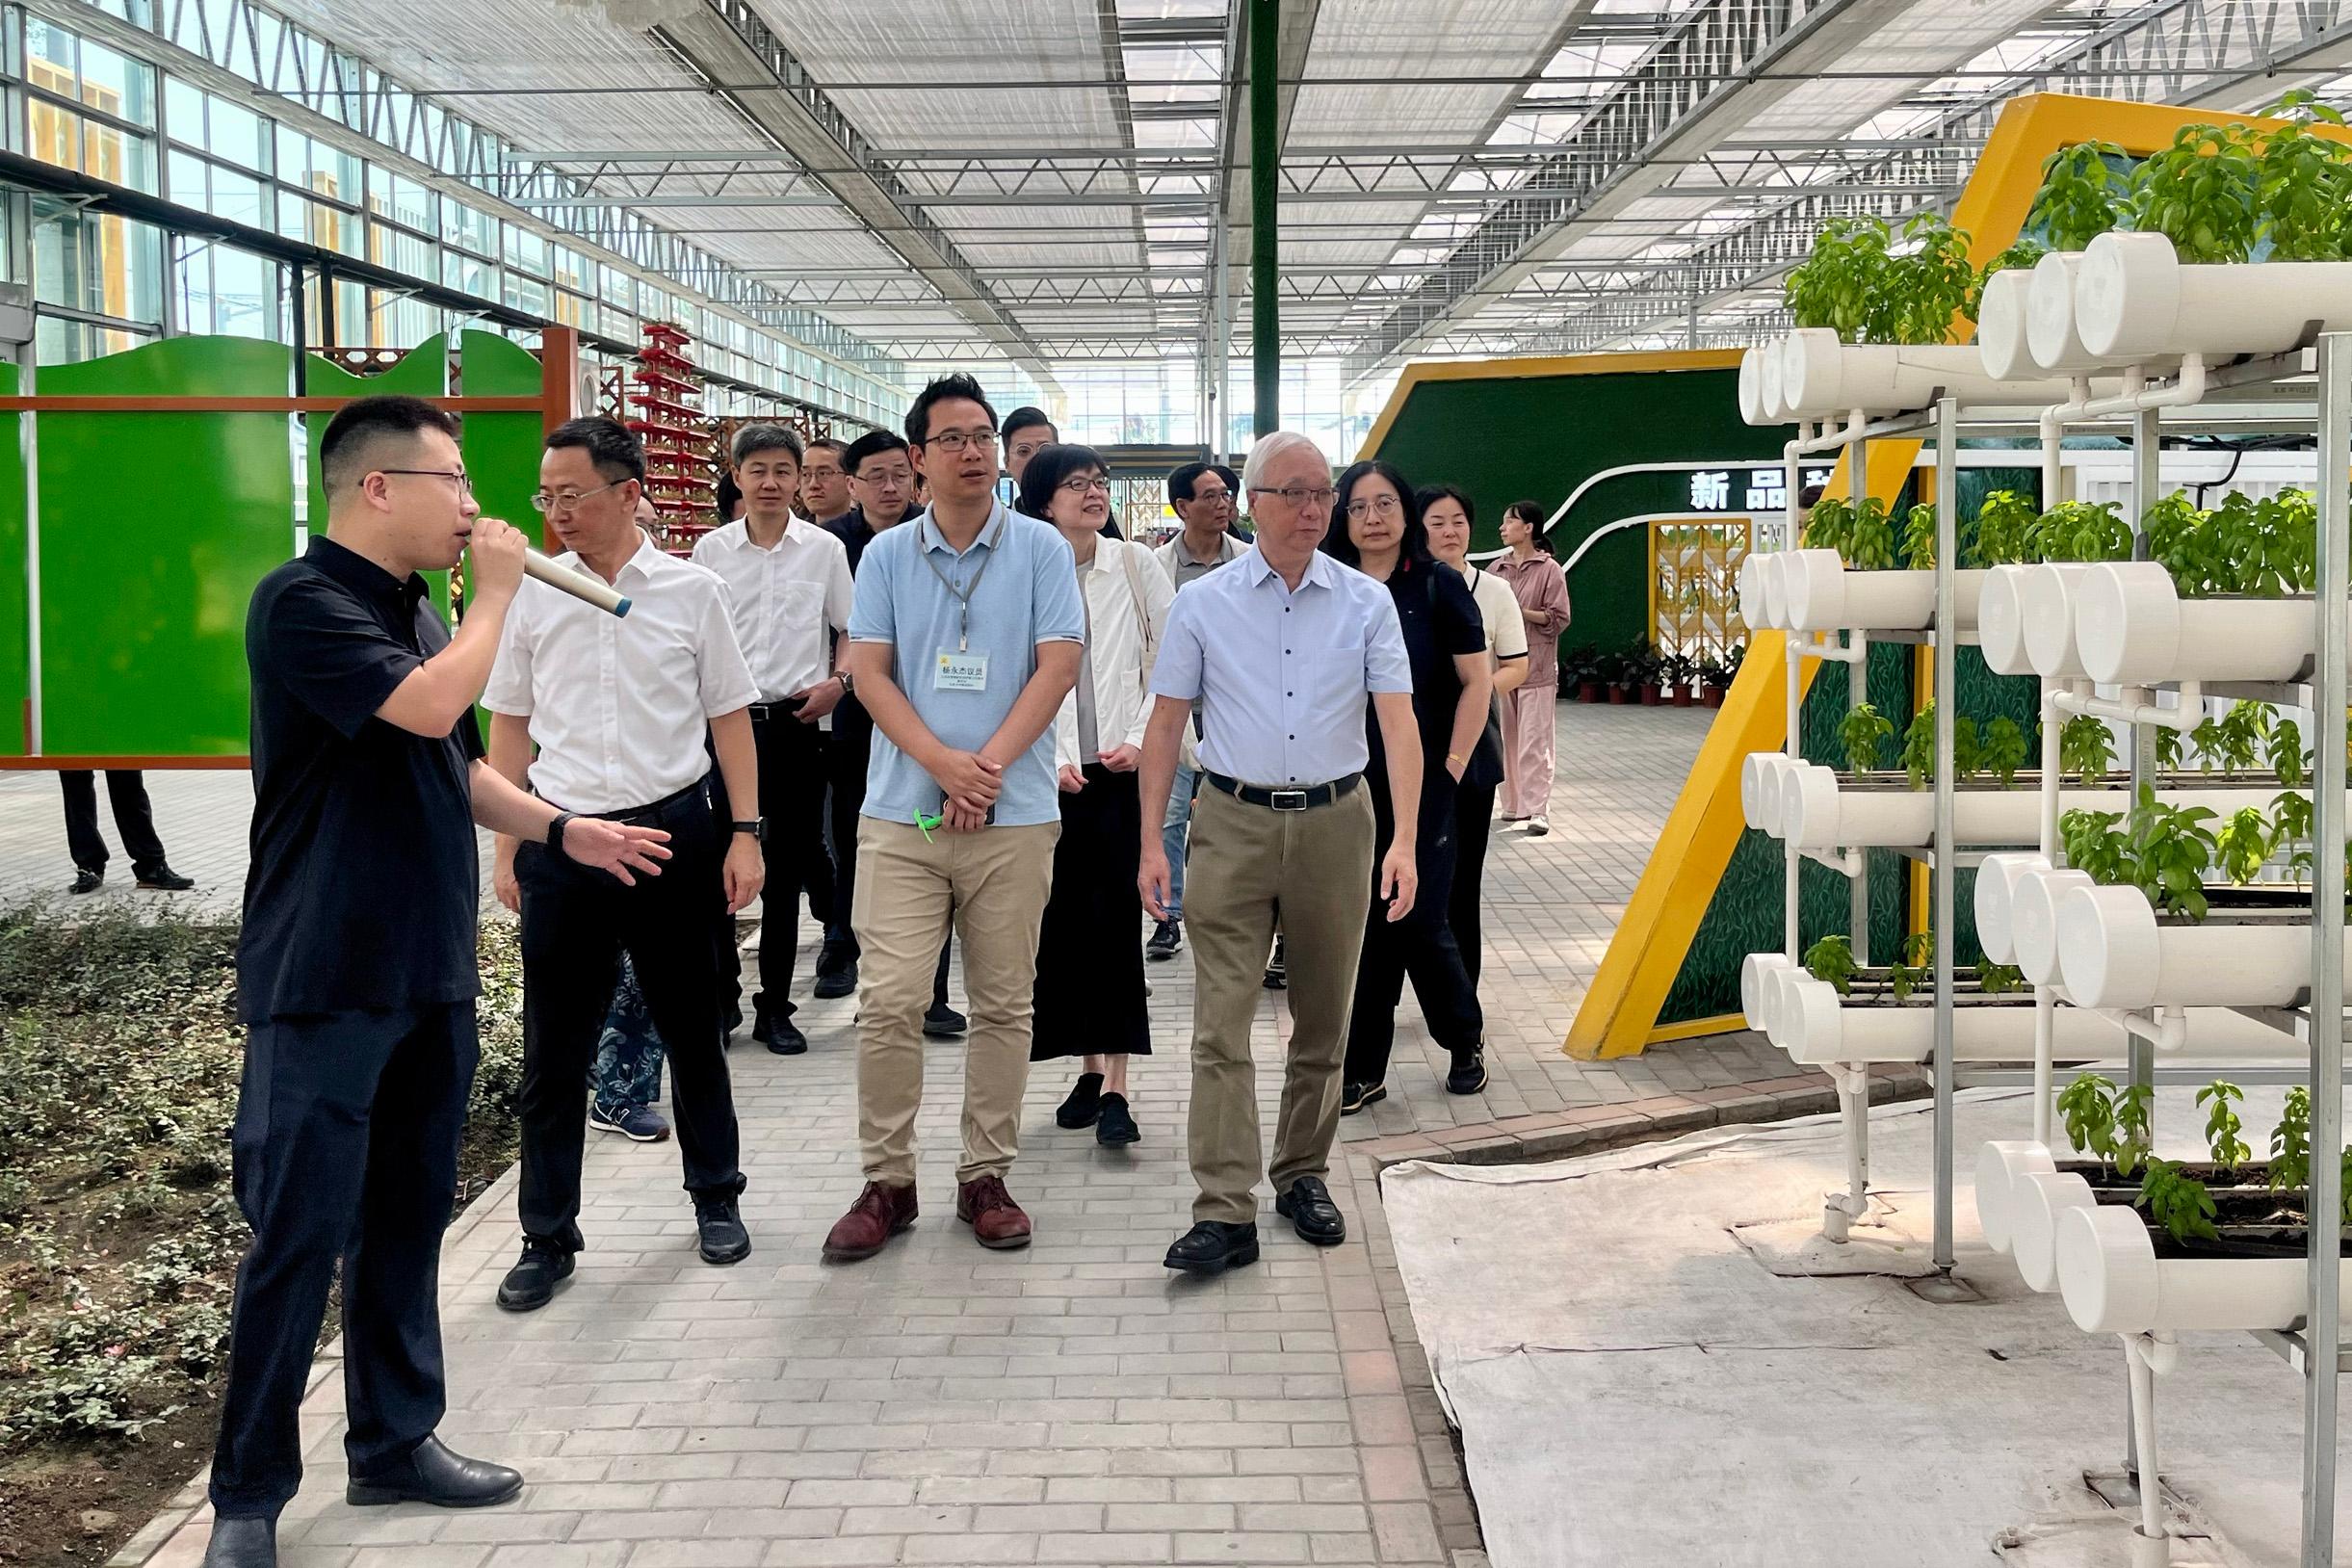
588,1102,670,1142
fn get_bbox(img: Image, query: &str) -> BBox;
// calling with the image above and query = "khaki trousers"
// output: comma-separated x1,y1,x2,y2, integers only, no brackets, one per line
852,818,1058,1186
1184,781,1377,1223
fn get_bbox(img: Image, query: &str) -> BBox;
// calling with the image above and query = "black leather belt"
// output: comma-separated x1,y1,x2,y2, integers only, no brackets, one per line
746,698,804,724
563,781,705,826
1204,771,1361,812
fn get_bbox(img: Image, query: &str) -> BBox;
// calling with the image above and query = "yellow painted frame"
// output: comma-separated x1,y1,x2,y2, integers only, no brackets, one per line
1569,91,2322,1058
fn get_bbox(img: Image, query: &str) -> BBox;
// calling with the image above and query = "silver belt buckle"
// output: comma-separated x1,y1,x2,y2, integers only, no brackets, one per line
1269,787,1310,812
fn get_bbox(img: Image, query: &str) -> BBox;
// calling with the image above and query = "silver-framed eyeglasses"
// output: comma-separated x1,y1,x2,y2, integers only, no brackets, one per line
1346,494,1403,521
924,428,999,454
530,480,625,514
380,468,474,496
1249,484,1337,509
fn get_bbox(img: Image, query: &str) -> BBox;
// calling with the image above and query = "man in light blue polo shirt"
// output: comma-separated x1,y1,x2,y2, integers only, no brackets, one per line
823,373,1085,1265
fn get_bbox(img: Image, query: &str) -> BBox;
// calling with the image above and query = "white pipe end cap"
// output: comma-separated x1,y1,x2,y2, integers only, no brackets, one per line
2077,561,2183,687
2014,1169,2098,1294
2075,231,2182,364
1975,1139,2056,1255
2056,1200,2159,1336
1973,851,2052,965
2014,867,2097,986
1783,549,1849,633
2056,881,2162,1010
2025,250,2085,372
2019,562,2087,679
1976,565,2038,676
1779,763,1842,852
1739,951,1795,1032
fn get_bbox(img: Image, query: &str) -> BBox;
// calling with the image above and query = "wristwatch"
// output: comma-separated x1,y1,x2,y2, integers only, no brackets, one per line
731,818,767,842
547,810,579,859
836,670,856,698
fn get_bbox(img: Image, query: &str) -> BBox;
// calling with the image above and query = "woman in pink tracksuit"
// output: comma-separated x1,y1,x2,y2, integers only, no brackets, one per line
1487,500,1571,835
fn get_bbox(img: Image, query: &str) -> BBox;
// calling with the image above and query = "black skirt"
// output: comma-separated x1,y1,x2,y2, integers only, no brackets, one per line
1031,764,1153,1060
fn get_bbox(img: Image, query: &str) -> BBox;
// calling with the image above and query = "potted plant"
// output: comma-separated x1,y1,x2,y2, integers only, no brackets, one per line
1628,641,1664,706
1696,655,1730,708
1593,649,1630,704
1557,648,1598,702
1659,651,1698,707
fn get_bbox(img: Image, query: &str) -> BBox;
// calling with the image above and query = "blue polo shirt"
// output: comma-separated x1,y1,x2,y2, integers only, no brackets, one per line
848,501,1085,828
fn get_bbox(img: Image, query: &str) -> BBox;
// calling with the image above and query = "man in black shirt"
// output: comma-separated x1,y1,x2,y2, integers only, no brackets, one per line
206,397,667,1568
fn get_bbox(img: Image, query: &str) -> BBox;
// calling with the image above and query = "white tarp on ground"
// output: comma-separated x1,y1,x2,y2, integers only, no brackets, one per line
1382,1090,2346,1568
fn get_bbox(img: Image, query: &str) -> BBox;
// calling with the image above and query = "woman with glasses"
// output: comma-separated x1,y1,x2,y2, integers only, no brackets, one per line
1418,485,1526,990
1018,443,1174,1145
1321,461,1493,1114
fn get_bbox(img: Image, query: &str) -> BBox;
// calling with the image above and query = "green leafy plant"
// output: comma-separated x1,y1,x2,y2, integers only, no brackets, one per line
2027,142,2130,250
2269,718,2310,789
1899,503,1939,569
2033,500,2131,563
2126,784,2221,920
1976,717,2028,787
1976,961,2026,996
2116,1082,2157,1177
2060,806,2130,885
2138,1157,2222,1243
2257,91,2352,261
2129,121,2261,264
1884,213,1978,345
2215,804,2274,885
2186,714,2225,773
1951,715,1982,780
2059,714,2118,785
1842,496,1896,569
1841,703,1896,773
1900,702,1938,790
1803,933,1860,995
2198,1080,2252,1171
2144,491,2212,594
2212,700,2274,773
2274,788,2316,879
2155,723,2184,771
1975,489,2041,566
2058,1073,2120,1163
2271,1085,2313,1193
1800,493,1853,554
1889,929,1933,1002
1785,217,1895,342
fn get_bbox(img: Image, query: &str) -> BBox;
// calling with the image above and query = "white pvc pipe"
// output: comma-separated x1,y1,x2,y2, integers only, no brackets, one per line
2012,867,2097,985
1777,766,2265,852
1772,977,2130,1065
2075,230,2352,361
1740,751,1799,832
2076,562,2336,687
1737,550,1779,630
1975,269,2037,381
1760,550,1792,630
2012,1169,2098,1293
1782,552,1987,634
2017,562,2102,680
1976,1138,2057,1255
1740,951,1797,1032
2025,250,2131,374
1760,335,1791,422
2057,882,2352,1009
1778,328,2078,417
2057,1202,2352,1335
1973,851,2051,965
1738,346,1768,427
1977,565,2043,677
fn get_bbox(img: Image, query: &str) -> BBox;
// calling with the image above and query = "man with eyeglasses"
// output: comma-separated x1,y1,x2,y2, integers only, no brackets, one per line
206,397,670,1568
799,435,853,528
1002,405,1058,488
483,415,765,1314
1138,430,1420,1276
691,424,855,1058
821,373,1084,1264
815,431,965,1033
1145,460,1247,961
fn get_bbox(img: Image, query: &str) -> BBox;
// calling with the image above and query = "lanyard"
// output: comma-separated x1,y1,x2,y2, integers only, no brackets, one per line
916,508,1004,652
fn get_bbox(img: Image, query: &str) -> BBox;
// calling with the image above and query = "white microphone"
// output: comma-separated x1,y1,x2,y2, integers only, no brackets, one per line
522,549,631,617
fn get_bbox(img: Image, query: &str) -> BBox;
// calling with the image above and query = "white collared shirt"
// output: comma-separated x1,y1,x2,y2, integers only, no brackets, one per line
1054,536,1176,770
691,516,855,700
483,537,760,813
1149,544,1412,787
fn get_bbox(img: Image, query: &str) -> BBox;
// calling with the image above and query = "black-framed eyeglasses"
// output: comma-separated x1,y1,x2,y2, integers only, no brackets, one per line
1249,484,1337,509
380,468,474,497
923,428,999,455
1057,476,1113,496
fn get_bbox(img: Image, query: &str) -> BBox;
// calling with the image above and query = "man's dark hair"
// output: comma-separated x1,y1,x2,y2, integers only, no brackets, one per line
1797,483,1828,510
1014,443,1108,521
804,435,849,463
545,415,645,483
731,422,803,467
1168,460,1238,506
320,394,459,494
1417,484,1474,527
715,472,744,523
1321,459,1429,568
905,373,997,446
844,430,910,477
1003,405,1056,445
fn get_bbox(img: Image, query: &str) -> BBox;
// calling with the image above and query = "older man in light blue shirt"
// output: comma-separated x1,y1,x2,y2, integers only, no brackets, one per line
1138,430,1422,1276
826,374,1085,1267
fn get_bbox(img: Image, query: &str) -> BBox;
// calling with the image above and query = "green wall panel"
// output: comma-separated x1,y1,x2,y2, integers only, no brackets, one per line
457,330,548,558
1367,366,1791,659
0,364,23,756
38,337,295,757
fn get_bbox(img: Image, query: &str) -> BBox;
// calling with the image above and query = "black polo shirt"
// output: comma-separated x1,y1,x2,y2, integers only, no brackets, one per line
237,536,484,1023
1369,556,1497,789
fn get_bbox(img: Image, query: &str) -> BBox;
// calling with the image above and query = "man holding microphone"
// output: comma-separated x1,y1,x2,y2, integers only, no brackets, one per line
205,397,669,1568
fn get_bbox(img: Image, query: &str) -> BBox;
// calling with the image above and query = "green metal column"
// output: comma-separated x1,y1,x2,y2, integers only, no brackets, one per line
1250,0,1279,437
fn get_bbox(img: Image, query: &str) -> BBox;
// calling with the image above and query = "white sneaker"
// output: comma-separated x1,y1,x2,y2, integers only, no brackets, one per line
1527,816,1550,836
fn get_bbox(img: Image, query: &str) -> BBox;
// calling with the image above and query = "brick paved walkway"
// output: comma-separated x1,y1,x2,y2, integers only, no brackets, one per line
35,702,1843,1568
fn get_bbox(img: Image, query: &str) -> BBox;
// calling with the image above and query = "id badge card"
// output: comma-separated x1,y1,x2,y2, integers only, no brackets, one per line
934,649,989,693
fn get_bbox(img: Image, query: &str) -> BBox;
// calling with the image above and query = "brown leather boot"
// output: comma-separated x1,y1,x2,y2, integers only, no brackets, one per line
821,1181,918,1263
954,1174,1032,1250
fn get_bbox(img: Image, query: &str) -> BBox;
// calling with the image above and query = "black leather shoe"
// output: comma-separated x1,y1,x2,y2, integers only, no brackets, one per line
757,1010,808,1056
1164,1220,1260,1274
924,1002,968,1038
1262,936,1287,990
695,1197,751,1265
1096,1092,1139,1146
348,1435,522,1508
68,867,102,895
134,862,195,891
201,1515,275,1567
1056,1072,1104,1129
812,942,858,1000
1339,1081,1387,1116
1446,1045,1488,1096
1276,1177,1346,1246
494,1240,572,1313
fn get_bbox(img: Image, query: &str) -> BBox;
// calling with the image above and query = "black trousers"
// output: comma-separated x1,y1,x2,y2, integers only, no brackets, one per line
824,716,952,1007
1032,767,1152,1060
1344,772,1484,1085
745,714,830,1021
60,769,167,873
1450,778,1497,991
516,790,743,1250
210,1001,476,1519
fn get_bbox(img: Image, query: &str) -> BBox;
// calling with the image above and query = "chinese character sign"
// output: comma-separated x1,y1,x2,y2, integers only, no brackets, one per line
1689,470,1732,510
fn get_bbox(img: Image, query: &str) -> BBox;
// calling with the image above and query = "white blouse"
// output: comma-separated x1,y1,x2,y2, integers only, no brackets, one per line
1053,535,1176,771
